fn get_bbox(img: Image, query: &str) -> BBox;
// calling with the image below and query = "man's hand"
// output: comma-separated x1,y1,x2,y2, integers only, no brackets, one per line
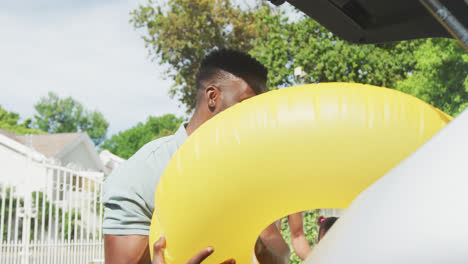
152,235,235,264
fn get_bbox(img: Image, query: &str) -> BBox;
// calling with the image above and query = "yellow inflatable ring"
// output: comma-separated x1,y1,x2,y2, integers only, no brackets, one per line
149,83,451,263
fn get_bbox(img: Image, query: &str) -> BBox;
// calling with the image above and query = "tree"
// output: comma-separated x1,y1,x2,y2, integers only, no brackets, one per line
33,92,109,145
101,114,184,159
1,188,81,241
396,39,468,116
0,106,21,126
131,0,466,115
31,191,82,240
0,106,44,135
131,1,425,110
130,0,264,112
250,9,423,90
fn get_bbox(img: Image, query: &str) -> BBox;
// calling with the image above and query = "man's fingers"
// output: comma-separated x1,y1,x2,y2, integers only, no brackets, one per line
219,258,236,264
154,241,234,264
153,235,167,264
186,247,214,264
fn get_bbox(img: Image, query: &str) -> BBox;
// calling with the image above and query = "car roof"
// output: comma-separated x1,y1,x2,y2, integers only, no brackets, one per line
277,0,468,44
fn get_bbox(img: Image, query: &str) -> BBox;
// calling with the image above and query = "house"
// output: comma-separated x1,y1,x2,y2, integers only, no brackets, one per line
0,129,106,172
0,129,117,195
1,129,49,193
0,129,114,248
99,149,125,174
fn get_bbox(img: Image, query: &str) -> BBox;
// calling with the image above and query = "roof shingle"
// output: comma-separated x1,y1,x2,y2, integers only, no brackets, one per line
0,128,83,158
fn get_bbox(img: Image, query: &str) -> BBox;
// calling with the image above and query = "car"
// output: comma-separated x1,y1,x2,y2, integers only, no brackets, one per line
269,0,468,49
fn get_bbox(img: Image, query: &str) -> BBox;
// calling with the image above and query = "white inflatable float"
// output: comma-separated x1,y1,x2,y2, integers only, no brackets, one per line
307,108,468,264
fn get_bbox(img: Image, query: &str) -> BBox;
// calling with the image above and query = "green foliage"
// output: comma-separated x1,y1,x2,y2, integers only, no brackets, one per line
33,92,109,145
130,0,263,112
132,1,467,115
62,209,82,240
31,191,82,240
130,2,424,109
0,189,81,241
0,106,44,135
0,106,21,126
1,187,23,241
0,188,81,241
1,94,110,144
101,114,184,159
280,210,320,264
250,9,422,89
396,39,468,116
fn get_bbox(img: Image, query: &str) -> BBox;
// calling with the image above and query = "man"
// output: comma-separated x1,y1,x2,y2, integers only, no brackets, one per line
103,49,290,264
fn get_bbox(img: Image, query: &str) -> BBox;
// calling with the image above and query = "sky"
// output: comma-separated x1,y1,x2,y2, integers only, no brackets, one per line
0,0,187,136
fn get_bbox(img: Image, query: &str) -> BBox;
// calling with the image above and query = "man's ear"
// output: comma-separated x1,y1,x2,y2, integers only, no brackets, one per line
205,85,220,112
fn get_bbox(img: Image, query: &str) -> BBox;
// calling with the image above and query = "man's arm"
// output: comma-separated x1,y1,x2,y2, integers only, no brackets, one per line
288,212,312,260
105,235,150,264
102,149,160,264
256,223,290,264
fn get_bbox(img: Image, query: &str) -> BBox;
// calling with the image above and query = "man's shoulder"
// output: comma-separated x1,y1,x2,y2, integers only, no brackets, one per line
103,134,177,189
106,135,176,177
132,134,176,162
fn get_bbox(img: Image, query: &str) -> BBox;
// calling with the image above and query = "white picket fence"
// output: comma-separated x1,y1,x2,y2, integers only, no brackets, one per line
0,163,104,264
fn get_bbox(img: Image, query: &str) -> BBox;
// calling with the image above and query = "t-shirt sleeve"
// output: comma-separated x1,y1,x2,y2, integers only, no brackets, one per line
102,150,157,236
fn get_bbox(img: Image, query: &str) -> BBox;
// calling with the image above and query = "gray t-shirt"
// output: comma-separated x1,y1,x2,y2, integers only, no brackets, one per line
102,123,188,235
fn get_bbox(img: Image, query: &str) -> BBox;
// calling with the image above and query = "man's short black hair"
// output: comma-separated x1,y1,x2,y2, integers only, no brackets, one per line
195,49,268,95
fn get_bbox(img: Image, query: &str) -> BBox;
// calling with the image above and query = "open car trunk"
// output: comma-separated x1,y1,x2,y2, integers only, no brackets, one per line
275,0,468,44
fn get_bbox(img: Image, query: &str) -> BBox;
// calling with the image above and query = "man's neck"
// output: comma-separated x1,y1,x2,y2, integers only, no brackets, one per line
185,108,211,136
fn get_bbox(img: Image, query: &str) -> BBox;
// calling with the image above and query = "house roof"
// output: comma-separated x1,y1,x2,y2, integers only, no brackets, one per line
0,128,105,172
0,130,47,162
15,132,84,158
0,129,84,158
0,129,24,144
276,0,468,44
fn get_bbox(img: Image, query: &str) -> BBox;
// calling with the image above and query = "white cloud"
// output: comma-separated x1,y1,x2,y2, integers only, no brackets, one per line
0,0,187,136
